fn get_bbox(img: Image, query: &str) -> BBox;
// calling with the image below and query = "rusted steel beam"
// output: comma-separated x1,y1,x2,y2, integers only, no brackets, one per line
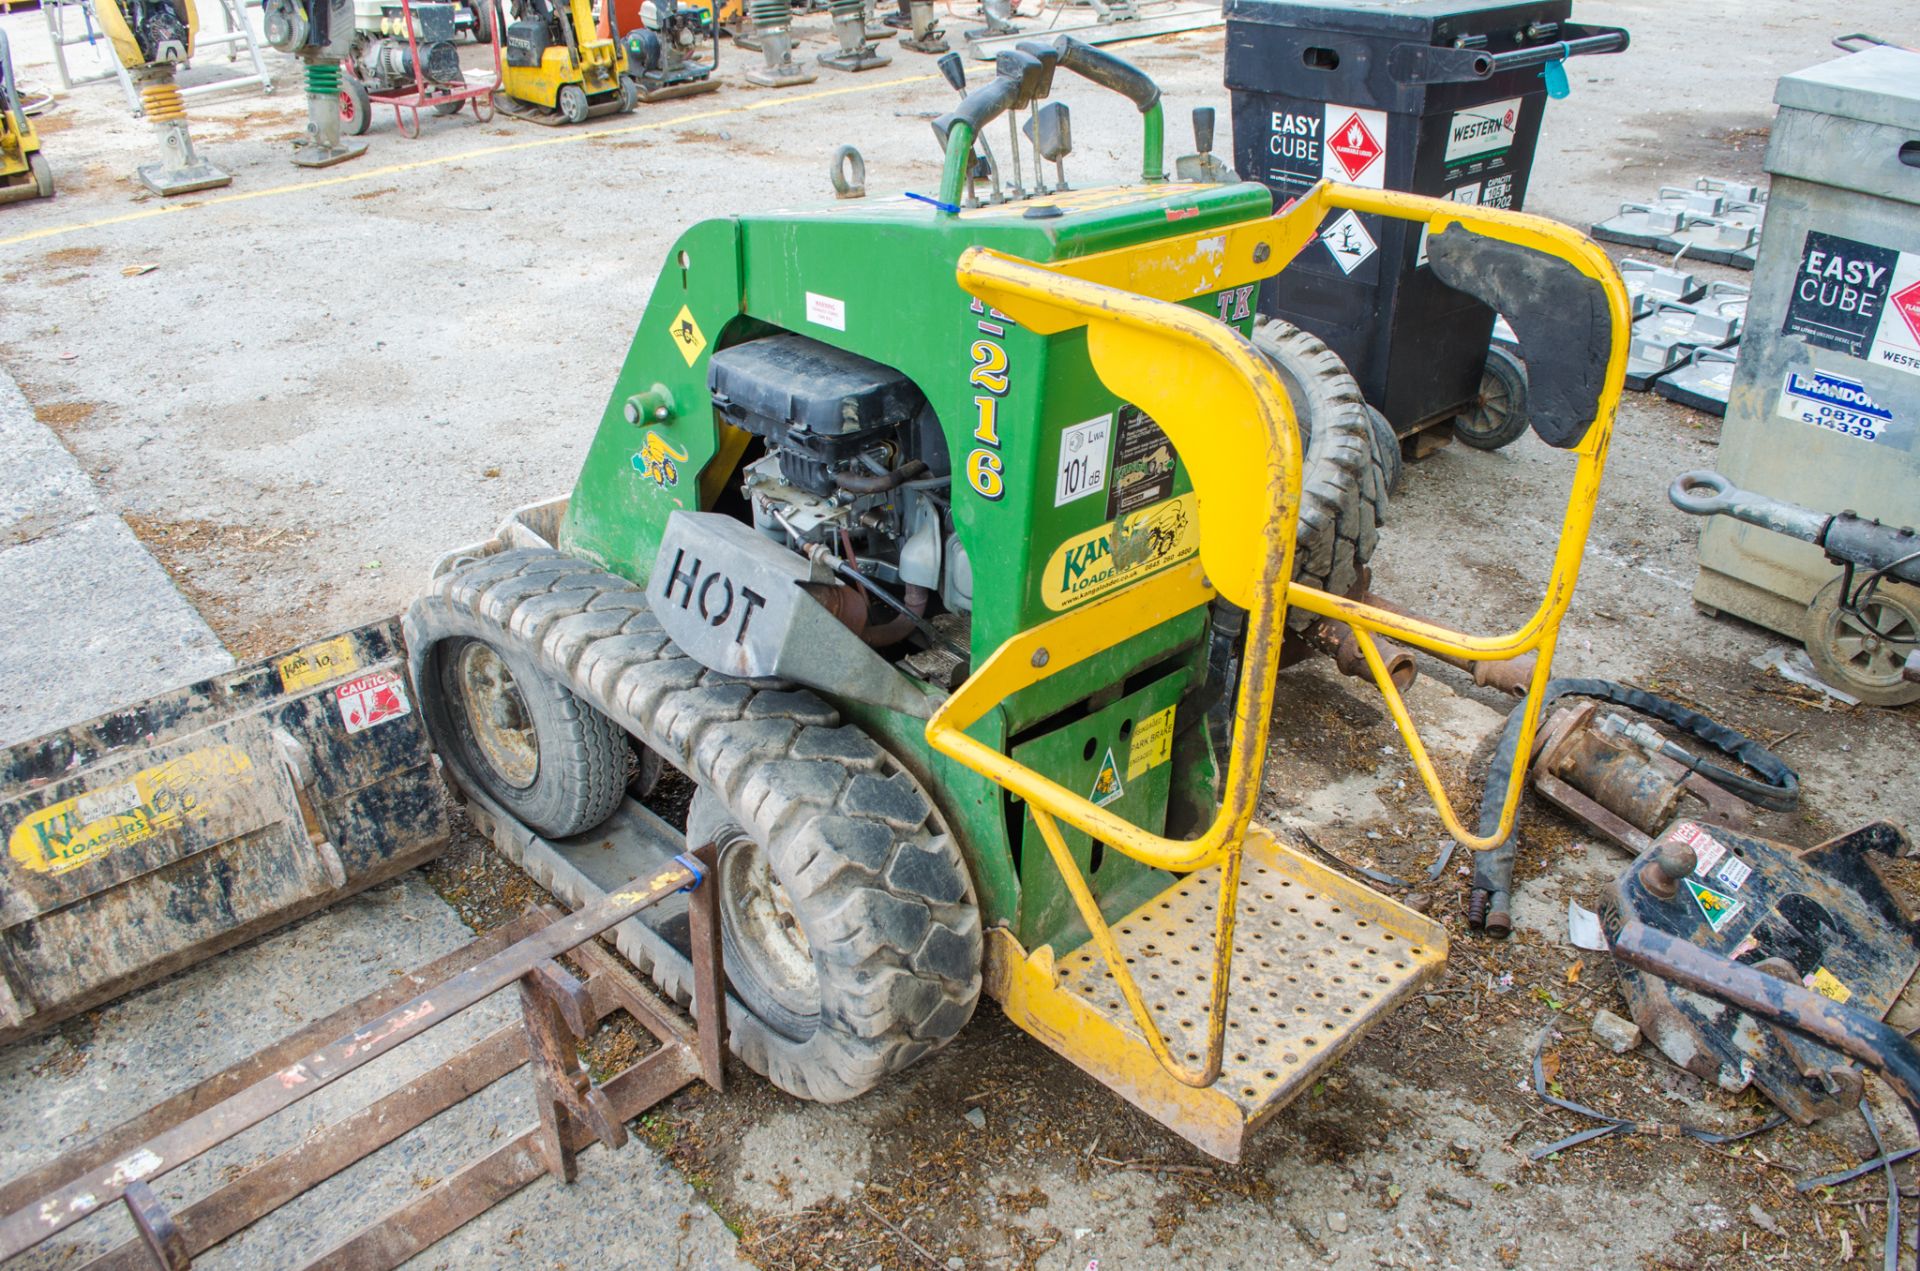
571,938,697,1054
686,841,727,1091
83,1026,530,1271
0,863,697,1258
0,910,546,1220
300,1045,702,1271
1609,920,1920,1113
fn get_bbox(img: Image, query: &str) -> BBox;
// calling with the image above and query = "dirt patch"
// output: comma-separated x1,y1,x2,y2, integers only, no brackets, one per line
30,113,77,136
350,187,400,201
38,245,105,269
122,514,332,661
32,401,97,432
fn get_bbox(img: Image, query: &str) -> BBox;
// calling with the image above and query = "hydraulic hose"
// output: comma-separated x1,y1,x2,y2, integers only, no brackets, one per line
1469,678,1800,937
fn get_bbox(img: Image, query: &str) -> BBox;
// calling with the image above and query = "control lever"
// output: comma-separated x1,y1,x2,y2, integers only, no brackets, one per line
1174,106,1234,183
1014,40,1059,193
993,48,1043,197
1025,100,1071,191
937,51,1001,205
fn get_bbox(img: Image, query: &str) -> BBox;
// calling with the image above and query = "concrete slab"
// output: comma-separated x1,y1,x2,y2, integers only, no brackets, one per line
0,367,231,747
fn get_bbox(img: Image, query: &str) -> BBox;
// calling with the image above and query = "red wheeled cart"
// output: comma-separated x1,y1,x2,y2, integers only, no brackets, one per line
342,0,505,138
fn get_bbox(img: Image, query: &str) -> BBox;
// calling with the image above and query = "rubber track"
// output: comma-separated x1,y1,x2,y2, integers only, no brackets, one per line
406,551,983,1103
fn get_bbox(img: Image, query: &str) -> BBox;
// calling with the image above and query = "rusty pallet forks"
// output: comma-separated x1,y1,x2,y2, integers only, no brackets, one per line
0,843,731,1269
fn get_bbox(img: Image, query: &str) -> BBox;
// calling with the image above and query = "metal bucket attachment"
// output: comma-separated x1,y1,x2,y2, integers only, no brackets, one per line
0,619,448,1043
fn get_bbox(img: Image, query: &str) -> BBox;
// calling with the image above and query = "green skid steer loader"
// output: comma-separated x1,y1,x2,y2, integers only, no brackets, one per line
0,39,1630,1162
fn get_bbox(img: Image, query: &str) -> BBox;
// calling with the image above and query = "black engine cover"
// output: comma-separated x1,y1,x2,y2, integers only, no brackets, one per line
707,334,924,471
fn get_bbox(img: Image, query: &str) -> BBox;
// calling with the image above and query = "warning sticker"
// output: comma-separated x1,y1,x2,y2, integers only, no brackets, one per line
1444,97,1522,168
1777,368,1894,442
1127,705,1176,780
1683,876,1744,934
1782,231,1898,359
1670,821,1724,876
336,670,412,735
1054,414,1112,508
1714,854,1752,891
1320,209,1377,276
1105,406,1176,519
1868,253,1920,378
279,635,358,693
1090,746,1124,807
1805,966,1853,1004
669,304,707,366
804,292,846,332
1323,107,1387,187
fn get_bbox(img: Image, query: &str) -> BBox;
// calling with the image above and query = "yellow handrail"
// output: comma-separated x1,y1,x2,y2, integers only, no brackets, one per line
926,182,1630,1089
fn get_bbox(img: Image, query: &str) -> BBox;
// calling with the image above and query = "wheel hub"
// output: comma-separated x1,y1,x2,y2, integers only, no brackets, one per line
455,641,539,789
718,835,821,1028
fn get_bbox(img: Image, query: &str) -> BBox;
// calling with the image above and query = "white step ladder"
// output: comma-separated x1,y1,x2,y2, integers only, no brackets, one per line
42,0,274,115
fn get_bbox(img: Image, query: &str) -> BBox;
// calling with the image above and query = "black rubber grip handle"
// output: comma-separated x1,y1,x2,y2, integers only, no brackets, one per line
1015,39,1060,97
931,72,1024,149
995,49,1045,111
1052,35,1160,114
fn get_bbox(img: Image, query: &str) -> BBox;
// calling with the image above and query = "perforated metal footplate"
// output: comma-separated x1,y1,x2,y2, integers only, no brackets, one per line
987,827,1447,1162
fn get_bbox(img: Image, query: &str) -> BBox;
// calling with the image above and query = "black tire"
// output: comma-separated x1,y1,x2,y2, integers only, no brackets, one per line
27,153,53,199
467,0,493,44
340,74,373,137
617,73,639,113
557,83,590,124
1250,317,1389,611
1367,404,1403,498
1455,345,1531,452
406,550,983,1102
412,621,629,838
432,96,465,117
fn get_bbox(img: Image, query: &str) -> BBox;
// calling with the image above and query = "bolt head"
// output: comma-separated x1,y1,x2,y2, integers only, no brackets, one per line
1030,648,1049,668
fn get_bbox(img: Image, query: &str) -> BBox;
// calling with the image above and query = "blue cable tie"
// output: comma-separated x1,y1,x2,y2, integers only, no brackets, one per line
673,852,708,892
905,191,961,214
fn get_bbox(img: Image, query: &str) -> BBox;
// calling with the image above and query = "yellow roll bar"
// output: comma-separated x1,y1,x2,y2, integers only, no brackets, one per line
926,182,1630,1088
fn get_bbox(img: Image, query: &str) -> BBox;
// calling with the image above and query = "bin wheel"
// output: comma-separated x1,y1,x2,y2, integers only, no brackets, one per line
340,75,373,136
1805,577,1920,707
1367,405,1403,496
1455,345,1531,452
558,83,591,124
617,73,639,113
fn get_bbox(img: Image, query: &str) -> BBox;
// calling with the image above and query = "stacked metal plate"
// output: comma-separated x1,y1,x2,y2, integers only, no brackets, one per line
1591,175,1767,269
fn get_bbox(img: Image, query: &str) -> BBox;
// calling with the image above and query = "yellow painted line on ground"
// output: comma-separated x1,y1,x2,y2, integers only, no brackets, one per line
0,73,937,251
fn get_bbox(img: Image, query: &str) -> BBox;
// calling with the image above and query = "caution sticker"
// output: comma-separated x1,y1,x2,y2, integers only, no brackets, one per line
1090,746,1124,807
1127,706,1176,780
669,304,707,366
8,746,255,875
1323,107,1386,187
1683,876,1744,934
279,635,359,693
336,670,412,734
1805,966,1853,1004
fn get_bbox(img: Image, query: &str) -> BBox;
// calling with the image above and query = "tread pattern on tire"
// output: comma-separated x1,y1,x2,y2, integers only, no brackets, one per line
1252,317,1390,613
406,551,983,1103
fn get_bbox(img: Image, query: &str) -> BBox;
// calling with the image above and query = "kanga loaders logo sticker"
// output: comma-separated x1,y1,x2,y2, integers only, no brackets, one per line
1682,876,1744,934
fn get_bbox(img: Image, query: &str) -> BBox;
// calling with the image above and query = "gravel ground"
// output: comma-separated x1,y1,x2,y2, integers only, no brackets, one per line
2,0,1919,1267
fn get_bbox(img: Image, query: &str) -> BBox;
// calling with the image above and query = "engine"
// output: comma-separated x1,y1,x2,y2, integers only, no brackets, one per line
706,334,971,642
350,1,464,86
